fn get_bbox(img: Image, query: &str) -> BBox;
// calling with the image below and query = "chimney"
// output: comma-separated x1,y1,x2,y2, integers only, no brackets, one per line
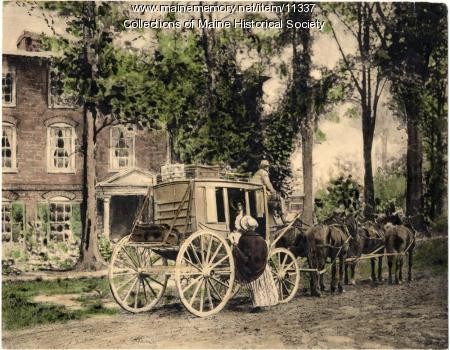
16,31,42,52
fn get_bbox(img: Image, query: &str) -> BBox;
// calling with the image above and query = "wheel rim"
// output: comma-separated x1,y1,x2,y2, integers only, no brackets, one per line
175,231,235,317
269,248,300,303
109,235,168,313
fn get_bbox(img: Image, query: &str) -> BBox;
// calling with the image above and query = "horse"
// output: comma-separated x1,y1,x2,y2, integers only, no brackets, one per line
384,221,415,284
344,216,385,285
301,221,350,297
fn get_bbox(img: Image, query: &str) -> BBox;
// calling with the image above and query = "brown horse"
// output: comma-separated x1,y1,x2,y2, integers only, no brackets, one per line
304,223,350,296
384,222,415,284
344,216,385,284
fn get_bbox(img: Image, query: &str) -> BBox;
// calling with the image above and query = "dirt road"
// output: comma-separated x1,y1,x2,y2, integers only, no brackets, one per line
3,271,447,349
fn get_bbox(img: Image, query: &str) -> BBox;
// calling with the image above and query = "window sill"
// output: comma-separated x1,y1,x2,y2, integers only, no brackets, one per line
2,168,18,174
47,169,77,174
2,103,16,108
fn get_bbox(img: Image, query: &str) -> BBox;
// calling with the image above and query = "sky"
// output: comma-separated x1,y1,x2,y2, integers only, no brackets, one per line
2,1,407,193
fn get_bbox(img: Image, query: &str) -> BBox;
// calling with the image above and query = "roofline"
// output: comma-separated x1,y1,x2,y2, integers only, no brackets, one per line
3,51,53,58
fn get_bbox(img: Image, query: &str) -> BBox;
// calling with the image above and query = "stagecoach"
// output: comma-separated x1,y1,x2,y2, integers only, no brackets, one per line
108,165,302,317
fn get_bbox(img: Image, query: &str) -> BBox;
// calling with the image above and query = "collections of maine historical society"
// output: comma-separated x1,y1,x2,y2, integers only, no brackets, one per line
124,2,326,30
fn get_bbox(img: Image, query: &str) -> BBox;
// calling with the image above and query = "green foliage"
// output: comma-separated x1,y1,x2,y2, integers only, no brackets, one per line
374,172,406,213
315,175,362,221
413,239,448,275
2,277,116,330
98,235,112,262
314,128,327,143
431,214,448,235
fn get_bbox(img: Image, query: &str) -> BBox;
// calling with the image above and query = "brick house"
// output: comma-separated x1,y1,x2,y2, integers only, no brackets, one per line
2,32,168,257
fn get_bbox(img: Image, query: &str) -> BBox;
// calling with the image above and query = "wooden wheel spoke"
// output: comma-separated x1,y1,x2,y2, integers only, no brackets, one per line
206,281,214,310
189,243,202,265
281,252,288,266
116,274,137,292
111,270,135,277
199,280,205,312
282,261,296,274
189,278,204,307
209,275,230,289
121,246,140,268
205,236,213,264
143,276,158,297
200,236,206,263
210,255,229,270
123,278,138,303
182,256,203,272
284,279,295,287
212,270,232,275
141,278,148,304
134,278,140,308
208,242,223,265
208,279,223,301
147,275,165,287
115,257,137,271
182,275,203,294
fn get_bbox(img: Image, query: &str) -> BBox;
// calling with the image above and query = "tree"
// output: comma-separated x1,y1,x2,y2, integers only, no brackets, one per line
322,3,389,218
40,2,153,270
378,3,447,225
267,8,341,224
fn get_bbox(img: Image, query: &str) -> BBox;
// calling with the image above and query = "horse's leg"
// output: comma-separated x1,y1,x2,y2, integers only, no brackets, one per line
377,255,383,282
387,255,394,284
408,249,413,282
330,257,337,293
350,262,356,285
344,263,349,285
338,256,345,293
307,257,321,297
398,254,404,284
370,257,377,282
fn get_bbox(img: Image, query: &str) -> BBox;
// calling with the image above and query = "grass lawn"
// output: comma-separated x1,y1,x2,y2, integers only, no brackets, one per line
2,277,117,331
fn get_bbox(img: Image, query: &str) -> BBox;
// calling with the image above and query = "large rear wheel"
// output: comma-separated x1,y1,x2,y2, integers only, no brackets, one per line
109,235,169,313
175,231,235,317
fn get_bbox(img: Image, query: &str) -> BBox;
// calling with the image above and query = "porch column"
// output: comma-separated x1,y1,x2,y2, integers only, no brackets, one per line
103,196,111,239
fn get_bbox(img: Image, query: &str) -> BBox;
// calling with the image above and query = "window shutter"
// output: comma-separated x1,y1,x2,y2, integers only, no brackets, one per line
11,202,25,242
70,202,81,241
36,202,50,241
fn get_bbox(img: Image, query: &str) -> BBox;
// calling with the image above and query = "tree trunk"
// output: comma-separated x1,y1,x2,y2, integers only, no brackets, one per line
301,123,314,225
362,109,375,218
76,108,105,271
406,115,424,219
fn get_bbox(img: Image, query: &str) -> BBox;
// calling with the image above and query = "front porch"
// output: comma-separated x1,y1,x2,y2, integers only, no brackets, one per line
96,168,156,241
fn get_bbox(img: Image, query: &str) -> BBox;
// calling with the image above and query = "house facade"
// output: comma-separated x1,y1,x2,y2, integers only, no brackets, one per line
2,33,168,260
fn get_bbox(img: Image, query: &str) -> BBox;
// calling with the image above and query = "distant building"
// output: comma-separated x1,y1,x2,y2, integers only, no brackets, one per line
2,32,168,253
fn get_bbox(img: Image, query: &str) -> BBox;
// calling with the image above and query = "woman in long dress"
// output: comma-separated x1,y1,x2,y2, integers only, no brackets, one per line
232,215,278,311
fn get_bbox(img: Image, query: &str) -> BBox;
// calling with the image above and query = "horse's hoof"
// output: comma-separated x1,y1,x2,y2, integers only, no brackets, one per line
311,290,321,298
388,279,393,285
350,279,356,286
330,287,336,294
338,286,345,293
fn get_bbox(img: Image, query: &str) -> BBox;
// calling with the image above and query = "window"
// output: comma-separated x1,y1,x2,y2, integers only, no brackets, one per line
109,125,135,170
2,71,15,106
2,200,25,245
49,201,72,242
47,123,75,172
2,123,17,171
205,187,226,223
48,65,75,108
